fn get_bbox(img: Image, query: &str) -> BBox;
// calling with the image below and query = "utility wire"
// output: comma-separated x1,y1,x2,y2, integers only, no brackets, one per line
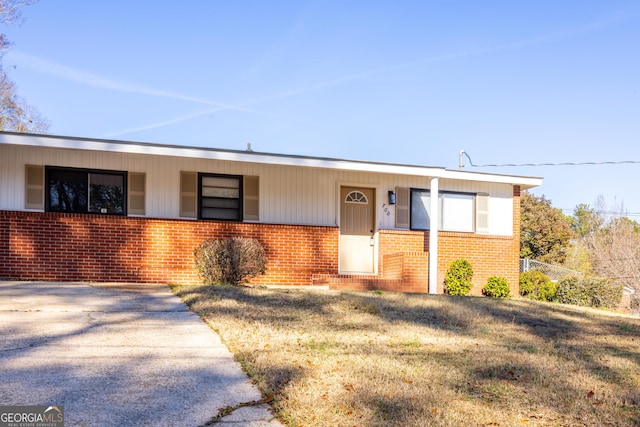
458,150,640,168
561,209,640,218
458,151,640,218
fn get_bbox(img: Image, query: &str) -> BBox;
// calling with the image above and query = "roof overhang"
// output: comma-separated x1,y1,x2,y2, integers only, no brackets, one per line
0,131,543,190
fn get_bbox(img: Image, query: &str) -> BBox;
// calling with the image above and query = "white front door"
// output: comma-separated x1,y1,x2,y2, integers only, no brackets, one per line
340,187,375,273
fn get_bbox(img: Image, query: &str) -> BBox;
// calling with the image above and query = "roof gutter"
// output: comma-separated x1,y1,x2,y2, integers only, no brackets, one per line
0,131,543,189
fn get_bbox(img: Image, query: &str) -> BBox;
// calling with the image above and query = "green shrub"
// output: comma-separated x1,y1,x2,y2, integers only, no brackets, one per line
555,276,586,305
519,271,548,296
537,280,558,302
444,259,474,296
587,278,624,309
519,271,556,302
556,275,623,309
483,276,510,298
194,237,268,285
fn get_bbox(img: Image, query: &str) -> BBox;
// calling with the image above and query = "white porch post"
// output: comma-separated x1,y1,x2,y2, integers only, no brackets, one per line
429,177,439,294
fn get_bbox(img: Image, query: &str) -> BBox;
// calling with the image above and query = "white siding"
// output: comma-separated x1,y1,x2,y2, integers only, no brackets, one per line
0,145,514,234
439,179,514,236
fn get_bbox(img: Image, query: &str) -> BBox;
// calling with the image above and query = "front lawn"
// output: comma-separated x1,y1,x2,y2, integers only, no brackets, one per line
173,285,640,426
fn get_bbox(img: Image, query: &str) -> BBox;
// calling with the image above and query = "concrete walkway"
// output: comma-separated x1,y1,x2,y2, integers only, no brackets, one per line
0,281,283,426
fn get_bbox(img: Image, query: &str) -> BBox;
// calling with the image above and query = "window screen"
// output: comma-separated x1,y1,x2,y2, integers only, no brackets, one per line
199,174,242,220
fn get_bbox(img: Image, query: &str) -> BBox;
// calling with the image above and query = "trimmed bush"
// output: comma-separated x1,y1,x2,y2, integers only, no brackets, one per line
519,271,557,302
194,237,268,285
556,275,623,309
537,280,558,302
555,276,585,305
483,276,510,298
519,270,548,297
444,259,474,296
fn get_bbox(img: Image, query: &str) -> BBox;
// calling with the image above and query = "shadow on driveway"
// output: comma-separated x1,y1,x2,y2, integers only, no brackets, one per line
0,281,281,426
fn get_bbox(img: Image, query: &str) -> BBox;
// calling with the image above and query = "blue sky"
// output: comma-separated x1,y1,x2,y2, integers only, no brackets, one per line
3,0,640,217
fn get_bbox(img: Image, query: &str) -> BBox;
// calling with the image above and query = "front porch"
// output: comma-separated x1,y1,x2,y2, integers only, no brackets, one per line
314,233,431,293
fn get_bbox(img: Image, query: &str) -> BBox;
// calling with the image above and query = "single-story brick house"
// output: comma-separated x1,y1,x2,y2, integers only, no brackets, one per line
0,131,542,294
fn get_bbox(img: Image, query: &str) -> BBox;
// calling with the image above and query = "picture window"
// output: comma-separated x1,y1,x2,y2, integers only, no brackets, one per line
46,167,126,215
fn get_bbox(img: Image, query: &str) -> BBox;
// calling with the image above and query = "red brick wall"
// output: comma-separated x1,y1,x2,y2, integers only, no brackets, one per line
378,229,427,264
0,212,9,279
0,211,338,285
376,186,521,295
378,230,429,292
437,233,519,295
377,229,517,295
381,253,403,280
1,185,521,292
437,186,521,295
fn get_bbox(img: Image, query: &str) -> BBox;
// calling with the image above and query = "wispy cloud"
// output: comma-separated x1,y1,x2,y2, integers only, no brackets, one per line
259,7,640,102
104,107,229,138
6,50,263,114
11,7,638,138
201,9,640,111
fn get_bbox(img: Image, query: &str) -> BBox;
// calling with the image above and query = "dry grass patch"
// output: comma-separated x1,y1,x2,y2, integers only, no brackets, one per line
173,285,640,426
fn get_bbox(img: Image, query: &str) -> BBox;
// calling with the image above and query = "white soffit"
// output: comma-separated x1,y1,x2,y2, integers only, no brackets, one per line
0,132,543,188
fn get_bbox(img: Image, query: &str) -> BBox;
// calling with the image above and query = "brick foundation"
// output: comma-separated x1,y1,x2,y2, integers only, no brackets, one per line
1,186,521,293
438,232,520,295
0,211,338,285
329,186,521,294
371,228,519,295
437,186,521,295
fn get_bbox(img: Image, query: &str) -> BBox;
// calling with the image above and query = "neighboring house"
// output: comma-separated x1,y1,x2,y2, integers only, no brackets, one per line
0,131,543,294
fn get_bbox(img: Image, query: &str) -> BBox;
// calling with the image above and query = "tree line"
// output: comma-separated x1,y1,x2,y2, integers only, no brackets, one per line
3,2,638,300
0,0,48,133
521,192,640,295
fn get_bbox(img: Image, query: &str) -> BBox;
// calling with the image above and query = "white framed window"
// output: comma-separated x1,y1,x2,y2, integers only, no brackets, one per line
440,192,475,232
345,190,368,204
404,188,479,233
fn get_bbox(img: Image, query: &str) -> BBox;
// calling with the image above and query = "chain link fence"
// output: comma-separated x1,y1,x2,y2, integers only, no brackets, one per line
519,258,582,282
520,259,638,317
521,258,636,296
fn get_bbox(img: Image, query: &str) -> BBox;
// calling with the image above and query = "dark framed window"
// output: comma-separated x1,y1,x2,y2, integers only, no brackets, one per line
46,166,127,215
198,173,243,220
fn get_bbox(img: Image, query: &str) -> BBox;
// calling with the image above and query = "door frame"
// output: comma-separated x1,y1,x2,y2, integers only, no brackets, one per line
338,184,378,274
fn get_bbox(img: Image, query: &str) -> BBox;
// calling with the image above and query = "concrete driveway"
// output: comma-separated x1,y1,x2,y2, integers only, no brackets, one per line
0,281,282,426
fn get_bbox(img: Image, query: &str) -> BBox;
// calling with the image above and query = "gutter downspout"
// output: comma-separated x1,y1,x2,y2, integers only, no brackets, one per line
429,176,439,294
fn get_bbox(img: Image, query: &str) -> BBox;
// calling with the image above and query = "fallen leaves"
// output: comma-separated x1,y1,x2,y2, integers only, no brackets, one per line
177,285,640,427
586,390,603,406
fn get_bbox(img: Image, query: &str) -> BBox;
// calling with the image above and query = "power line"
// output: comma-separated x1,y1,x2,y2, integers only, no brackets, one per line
458,150,640,168
458,150,640,218
560,209,640,218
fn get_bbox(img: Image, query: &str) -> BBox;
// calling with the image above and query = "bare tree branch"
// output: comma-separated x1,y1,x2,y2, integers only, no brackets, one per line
0,0,49,133
582,201,640,294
